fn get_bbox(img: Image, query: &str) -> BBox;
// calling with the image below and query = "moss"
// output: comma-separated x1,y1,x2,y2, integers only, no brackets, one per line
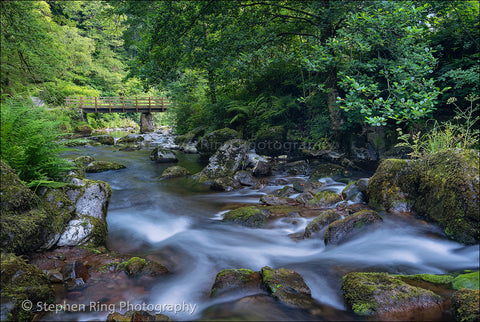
307,191,342,208
85,161,126,173
222,206,268,228
453,272,480,290
341,272,441,317
210,269,260,297
117,257,168,278
304,210,341,239
451,289,480,322
1,253,55,321
396,273,455,285
160,166,191,178
324,210,382,245
310,163,347,180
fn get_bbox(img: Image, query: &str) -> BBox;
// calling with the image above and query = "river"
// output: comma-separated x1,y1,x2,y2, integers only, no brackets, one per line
64,143,479,321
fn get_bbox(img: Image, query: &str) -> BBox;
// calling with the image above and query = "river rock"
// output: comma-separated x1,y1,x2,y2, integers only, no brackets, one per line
196,128,241,159
74,123,93,137
211,177,242,192
161,165,191,178
303,210,343,239
117,134,145,144
367,150,479,244
150,148,178,163
107,310,171,321
86,161,126,173
89,134,115,145
252,160,272,177
324,210,383,246
274,160,310,175
341,181,364,202
261,266,317,309
451,289,479,322
222,206,269,228
260,194,299,206
306,191,342,208
295,191,314,204
116,256,169,278
234,170,257,186
198,139,249,182
1,253,55,321
211,269,263,298
341,272,442,320
0,161,75,254
74,155,96,165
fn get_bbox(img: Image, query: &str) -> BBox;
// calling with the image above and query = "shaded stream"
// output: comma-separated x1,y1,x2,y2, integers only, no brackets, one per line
65,144,479,321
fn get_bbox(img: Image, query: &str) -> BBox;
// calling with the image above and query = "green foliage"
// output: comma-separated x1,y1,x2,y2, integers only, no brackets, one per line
396,95,479,158
0,96,73,183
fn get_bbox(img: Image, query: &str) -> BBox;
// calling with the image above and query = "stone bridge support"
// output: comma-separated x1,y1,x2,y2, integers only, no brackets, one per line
140,112,155,133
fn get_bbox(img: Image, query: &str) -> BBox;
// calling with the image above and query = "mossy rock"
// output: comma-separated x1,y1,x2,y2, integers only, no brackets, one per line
160,166,191,178
222,206,268,228
324,210,382,245
453,271,480,290
74,123,93,136
1,253,55,321
210,269,262,298
367,150,479,244
260,194,299,206
150,148,178,163
117,134,144,144
306,191,342,208
451,289,479,322
260,266,314,309
107,310,171,321
309,163,347,180
89,134,115,145
117,257,169,278
63,138,96,147
174,126,206,145
0,162,75,254
86,161,126,173
198,139,249,180
196,128,241,158
341,272,442,319
254,126,286,157
303,210,342,239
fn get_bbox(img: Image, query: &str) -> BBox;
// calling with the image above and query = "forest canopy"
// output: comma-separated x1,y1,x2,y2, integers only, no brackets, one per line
1,0,478,152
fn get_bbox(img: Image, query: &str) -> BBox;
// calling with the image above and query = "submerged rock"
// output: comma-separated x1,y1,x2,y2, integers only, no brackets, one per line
89,134,115,145
341,272,442,320
86,161,126,173
150,148,178,163
161,165,191,178
324,210,383,245
210,269,263,298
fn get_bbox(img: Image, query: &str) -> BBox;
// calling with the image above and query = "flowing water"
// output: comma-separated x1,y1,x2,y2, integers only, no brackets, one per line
63,143,479,321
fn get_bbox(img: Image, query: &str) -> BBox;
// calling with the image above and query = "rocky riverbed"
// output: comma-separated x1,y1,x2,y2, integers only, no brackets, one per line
1,127,479,321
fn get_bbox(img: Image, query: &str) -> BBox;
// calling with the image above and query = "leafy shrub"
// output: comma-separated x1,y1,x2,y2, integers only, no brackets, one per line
0,96,73,183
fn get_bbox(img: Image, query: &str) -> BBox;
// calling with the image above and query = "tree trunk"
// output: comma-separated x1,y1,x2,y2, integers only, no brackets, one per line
326,66,346,150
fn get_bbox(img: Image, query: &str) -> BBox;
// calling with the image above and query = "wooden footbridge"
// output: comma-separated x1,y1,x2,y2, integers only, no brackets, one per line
65,97,170,113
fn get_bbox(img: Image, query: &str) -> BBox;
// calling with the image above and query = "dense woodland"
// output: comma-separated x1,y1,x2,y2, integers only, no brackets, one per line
1,0,479,181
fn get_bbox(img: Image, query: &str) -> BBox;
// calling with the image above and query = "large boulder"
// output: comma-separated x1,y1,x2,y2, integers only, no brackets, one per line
0,161,75,254
198,139,249,182
1,253,55,321
341,272,442,320
324,210,382,245
367,150,479,244
196,128,241,159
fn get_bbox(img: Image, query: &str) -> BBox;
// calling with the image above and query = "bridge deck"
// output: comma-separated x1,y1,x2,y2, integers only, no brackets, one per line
65,97,170,113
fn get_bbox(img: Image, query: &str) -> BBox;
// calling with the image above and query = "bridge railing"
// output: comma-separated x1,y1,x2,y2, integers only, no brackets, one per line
65,97,170,113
